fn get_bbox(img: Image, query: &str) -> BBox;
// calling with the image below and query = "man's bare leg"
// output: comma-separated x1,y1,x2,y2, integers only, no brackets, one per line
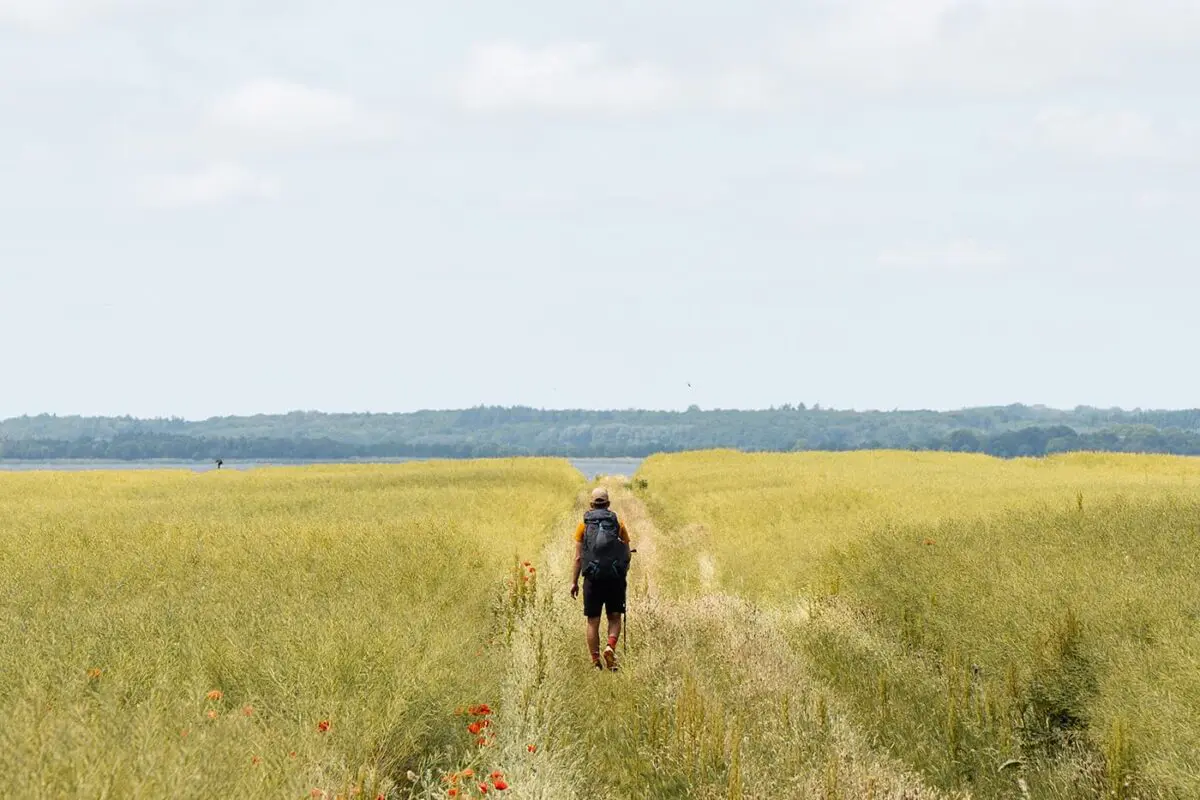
586,616,602,665
607,612,622,643
603,612,622,670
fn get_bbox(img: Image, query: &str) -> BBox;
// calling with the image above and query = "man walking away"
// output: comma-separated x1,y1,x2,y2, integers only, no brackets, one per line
570,487,632,671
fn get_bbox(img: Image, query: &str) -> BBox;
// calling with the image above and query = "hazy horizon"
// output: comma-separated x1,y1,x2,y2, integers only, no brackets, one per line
2,399,1195,424
4,1,1197,420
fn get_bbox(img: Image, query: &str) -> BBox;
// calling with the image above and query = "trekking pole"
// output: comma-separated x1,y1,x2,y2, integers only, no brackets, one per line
625,549,637,654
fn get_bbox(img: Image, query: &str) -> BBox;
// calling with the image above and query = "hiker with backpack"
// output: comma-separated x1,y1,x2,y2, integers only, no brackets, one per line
570,487,632,671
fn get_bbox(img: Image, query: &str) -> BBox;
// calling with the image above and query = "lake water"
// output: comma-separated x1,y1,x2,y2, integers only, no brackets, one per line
0,456,644,481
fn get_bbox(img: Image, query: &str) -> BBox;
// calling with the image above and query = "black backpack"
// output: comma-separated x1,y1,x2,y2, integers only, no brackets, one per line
581,508,630,580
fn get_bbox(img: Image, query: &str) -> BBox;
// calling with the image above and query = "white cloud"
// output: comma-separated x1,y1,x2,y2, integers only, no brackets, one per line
0,0,102,31
780,0,1200,95
878,239,1009,271
456,42,679,115
137,162,278,209
0,0,166,32
1134,189,1175,212
1030,108,1165,160
713,67,782,111
808,155,867,179
208,80,390,146
1017,107,1199,163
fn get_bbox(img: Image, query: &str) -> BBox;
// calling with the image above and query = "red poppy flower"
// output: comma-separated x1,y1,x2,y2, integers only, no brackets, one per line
490,770,503,780
252,756,262,766
493,779,509,791
242,705,254,716
476,736,488,746
478,783,489,794
461,769,474,778
317,719,331,733
206,690,224,701
467,721,484,735
448,790,458,798
87,668,102,680
527,744,537,753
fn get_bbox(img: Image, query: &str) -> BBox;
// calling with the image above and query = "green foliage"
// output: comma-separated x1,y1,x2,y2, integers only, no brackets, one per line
4,404,1200,461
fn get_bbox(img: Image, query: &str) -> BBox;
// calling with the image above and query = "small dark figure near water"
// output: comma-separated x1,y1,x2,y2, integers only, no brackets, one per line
215,459,223,470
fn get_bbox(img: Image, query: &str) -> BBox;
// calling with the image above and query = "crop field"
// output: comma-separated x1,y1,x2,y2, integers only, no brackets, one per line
7,451,1199,799
635,450,1200,799
0,460,582,799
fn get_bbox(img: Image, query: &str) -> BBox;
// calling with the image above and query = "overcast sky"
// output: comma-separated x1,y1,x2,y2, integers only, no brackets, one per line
2,0,1198,419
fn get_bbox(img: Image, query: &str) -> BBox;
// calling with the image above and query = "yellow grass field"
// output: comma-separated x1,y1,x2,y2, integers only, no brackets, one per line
0,460,582,799
635,450,1200,799
7,451,1200,799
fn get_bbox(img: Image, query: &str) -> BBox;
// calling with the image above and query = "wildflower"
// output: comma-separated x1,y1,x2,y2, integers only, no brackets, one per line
206,690,223,701
310,789,324,798
522,561,531,567
87,668,102,680
461,769,474,778
242,705,254,716
406,770,418,782
526,744,537,753
490,770,504,781
289,751,297,759
923,538,936,546
478,783,489,795
181,729,189,738
476,736,489,746
467,721,484,735
448,790,458,798
493,779,509,791
317,719,331,733
207,710,218,720
252,756,262,766
528,567,536,574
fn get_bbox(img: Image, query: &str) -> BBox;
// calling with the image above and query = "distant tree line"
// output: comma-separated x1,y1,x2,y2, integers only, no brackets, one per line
3,405,1200,460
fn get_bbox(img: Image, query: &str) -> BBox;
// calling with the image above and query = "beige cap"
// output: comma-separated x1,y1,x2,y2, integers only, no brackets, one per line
591,487,610,505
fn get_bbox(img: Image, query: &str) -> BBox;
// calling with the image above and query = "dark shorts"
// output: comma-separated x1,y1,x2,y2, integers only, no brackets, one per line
582,576,627,618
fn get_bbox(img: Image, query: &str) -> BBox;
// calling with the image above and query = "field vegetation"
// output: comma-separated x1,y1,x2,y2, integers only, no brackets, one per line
8,450,1198,799
0,460,581,798
635,450,1200,799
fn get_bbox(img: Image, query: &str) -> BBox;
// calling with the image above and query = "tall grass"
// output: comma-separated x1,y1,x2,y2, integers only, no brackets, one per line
516,484,955,800
0,460,582,798
636,450,1200,799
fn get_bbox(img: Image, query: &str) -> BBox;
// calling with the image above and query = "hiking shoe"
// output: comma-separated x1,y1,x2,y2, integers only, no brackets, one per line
603,645,619,672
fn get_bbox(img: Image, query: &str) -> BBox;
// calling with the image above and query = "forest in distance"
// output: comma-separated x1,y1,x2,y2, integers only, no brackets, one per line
5,403,1200,461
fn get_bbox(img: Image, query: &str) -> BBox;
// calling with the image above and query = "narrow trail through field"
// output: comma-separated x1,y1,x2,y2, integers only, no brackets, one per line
491,477,962,799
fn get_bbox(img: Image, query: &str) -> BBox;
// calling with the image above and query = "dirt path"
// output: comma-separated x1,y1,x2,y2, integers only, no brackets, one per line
488,477,963,799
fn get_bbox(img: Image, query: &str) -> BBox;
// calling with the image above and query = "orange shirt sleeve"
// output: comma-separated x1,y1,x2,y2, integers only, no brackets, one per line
619,522,630,544
574,522,586,543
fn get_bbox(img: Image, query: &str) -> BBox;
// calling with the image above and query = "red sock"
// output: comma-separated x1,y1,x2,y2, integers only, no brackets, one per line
590,651,600,663
607,635,618,649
